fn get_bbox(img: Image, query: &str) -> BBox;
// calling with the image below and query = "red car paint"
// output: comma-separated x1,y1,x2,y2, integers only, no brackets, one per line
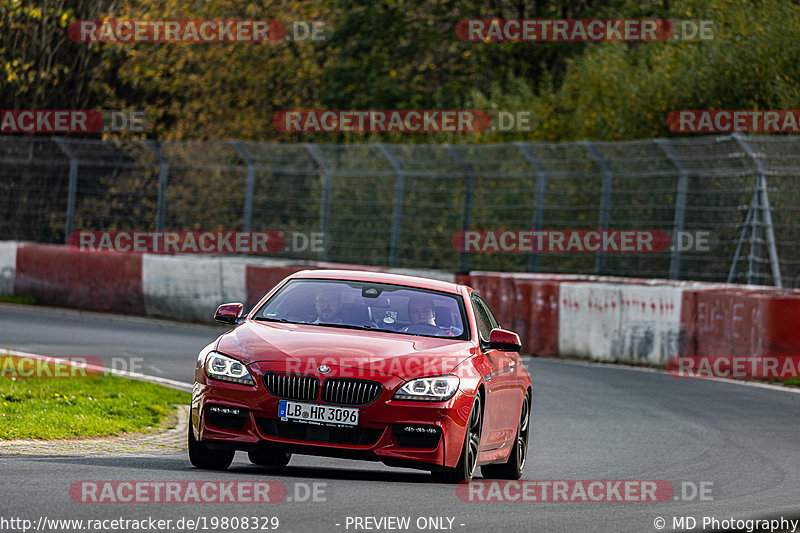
191,269,532,472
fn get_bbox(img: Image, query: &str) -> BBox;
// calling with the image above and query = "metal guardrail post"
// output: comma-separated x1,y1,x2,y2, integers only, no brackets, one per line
515,142,547,273
445,146,475,274
732,133,782,287
376,143,404,267
728,195,754,284
228,141,255,234
655,139,689,280
305,144,332,262
581,141,613,275
143,140,169,232
52,137,78,243
748,195,763,283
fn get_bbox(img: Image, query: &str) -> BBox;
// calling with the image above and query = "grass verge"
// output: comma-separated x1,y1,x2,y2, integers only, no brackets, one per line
0,295,37,305
0,355,190,440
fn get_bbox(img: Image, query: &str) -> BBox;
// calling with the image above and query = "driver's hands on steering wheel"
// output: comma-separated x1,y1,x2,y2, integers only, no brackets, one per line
402,323,451,336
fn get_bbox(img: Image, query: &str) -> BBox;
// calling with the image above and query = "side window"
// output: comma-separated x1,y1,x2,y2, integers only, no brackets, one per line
476,296,499,330
471,295,493,343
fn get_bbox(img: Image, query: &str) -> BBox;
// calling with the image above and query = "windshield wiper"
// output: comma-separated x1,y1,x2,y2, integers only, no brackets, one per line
254,317,304,324
313,323,398,334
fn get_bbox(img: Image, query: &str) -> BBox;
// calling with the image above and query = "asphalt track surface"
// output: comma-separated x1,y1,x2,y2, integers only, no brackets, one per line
1,303,799,532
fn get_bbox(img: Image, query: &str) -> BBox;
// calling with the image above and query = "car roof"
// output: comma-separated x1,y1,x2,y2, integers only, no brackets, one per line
290,269,466,295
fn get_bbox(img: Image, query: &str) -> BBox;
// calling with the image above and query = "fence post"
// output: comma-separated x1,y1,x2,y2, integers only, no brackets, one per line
728,192,755,284
228,141,255,234
581,141,613,275
52,137,78,243
732,133,782,287
655,139,689,280
515,141,547,273
143,140,169,232
305,143,331,262
445,146,474,274
376,143,404,267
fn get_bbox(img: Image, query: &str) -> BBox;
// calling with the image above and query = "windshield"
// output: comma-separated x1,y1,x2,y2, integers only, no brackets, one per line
254,279,468,340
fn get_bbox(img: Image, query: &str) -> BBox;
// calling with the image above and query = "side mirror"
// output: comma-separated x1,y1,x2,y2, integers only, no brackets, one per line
215,303,244,325
487,328,522,352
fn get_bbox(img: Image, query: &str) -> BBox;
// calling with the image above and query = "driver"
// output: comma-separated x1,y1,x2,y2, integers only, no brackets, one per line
314,287,342,324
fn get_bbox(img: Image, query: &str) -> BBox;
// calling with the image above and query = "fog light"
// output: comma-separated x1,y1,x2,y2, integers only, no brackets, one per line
207,405,243,416
394,424,442,448
400,425,439,434
204,405,248,431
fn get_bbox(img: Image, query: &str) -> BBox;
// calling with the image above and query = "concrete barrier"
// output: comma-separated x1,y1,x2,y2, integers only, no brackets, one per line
518,277,560,357
1,241,457,324
463,273,752,364
4,240,799,367
558,283,622,361
14,243,145,314
461,272,564,357
245,264,308,309
615,285,683,365
142,255,247,322
680,288,800,358
0,241,18,295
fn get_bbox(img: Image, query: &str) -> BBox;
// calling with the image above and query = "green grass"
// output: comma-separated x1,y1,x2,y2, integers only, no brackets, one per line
0,294,37,305
0,356,190,439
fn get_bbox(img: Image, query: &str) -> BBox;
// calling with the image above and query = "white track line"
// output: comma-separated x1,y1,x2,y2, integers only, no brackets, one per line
524,356,800,395
1,347,193,392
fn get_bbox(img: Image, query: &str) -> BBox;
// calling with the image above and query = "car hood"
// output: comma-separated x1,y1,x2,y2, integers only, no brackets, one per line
216,321,473,379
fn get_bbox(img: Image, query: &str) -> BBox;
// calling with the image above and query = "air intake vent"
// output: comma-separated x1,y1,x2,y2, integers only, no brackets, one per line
262,373,319,402
321,378,382,406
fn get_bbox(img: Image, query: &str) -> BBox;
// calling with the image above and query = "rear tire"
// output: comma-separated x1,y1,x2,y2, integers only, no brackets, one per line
188,414,235,471
431,394,482,483
481,393,530,480
248,446,291,467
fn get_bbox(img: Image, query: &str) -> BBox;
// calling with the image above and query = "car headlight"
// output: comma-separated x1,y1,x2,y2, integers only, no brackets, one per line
393,375,460,402
204,352,254,385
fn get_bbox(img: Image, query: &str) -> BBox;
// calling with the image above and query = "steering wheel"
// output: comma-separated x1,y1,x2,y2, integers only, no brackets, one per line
403,323,444,335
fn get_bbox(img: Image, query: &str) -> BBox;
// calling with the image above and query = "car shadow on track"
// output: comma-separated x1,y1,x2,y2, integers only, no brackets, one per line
17,455,434,484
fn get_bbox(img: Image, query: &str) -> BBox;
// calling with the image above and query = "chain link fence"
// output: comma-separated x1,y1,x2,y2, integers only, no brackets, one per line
1,134,796,287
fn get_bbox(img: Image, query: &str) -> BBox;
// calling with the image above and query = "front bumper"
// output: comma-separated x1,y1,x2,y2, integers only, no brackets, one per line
191,362,474,469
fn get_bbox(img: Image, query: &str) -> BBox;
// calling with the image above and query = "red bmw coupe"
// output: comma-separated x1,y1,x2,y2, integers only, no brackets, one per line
189,269,532,482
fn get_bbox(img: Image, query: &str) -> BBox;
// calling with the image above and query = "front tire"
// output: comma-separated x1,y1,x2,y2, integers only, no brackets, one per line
188,414,235,470
481,393,530,480
431,394,482,483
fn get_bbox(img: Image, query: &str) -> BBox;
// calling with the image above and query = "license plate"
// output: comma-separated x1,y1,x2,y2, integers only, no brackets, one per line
278,400,359,427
